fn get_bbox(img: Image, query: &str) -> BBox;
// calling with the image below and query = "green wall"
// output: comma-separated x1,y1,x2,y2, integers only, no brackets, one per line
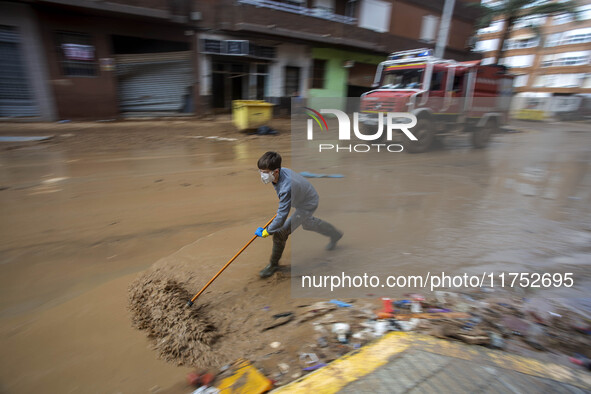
308,48,384,111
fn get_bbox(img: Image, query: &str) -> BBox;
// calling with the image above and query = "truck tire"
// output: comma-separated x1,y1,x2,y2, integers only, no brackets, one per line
472,120,494,149
403,117,433,153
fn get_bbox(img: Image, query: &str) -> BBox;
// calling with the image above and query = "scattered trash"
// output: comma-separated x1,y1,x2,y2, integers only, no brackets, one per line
373,320,390,336
329,299,352,308
393,300,412,308
332,323,351,343
192,386,219,394
302,363,327,371
408,294,426,301
278,363,290,374
187,370,215,387
0,136,54,142
216,359,272,394
131,267,590,390
296,302,337,323
488,332,505,349
300,352,319,364
205,136,238,142
256,125,278,135
569,355,591,371
262,312,294,331
300,171,344,178
397,318,420,332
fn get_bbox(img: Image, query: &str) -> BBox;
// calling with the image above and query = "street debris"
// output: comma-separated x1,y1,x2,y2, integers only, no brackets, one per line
0,136,54,142
215,359,272,394
130,268,591,391
299,171,345,178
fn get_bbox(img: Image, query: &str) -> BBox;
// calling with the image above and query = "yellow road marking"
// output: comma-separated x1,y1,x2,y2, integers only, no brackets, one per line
274,333,590,392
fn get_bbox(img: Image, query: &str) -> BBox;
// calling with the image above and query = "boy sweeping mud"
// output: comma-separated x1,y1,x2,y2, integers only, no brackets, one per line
255,151,343,278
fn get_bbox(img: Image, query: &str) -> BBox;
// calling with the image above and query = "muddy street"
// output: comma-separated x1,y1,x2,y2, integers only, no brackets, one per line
0,118,590,393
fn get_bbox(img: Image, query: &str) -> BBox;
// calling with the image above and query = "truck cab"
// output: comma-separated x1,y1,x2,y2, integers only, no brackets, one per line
360,48,513,153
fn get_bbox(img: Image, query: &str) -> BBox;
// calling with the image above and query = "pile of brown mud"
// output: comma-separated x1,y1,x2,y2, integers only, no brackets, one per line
128,270,220,366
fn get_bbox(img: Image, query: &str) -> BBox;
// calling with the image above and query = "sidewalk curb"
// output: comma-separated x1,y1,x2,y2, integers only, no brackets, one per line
273,332,591,393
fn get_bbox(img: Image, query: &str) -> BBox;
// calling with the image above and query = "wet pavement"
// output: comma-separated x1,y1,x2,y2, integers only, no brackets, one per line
0,118,589,392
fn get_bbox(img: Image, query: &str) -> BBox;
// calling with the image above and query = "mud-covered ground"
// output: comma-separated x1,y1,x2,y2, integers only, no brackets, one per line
0,117,590,393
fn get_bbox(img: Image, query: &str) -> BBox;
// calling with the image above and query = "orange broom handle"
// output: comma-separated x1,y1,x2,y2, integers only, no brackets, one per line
187,214,277,306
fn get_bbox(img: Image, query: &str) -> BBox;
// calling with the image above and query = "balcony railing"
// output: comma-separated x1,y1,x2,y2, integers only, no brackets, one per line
237,0,357,25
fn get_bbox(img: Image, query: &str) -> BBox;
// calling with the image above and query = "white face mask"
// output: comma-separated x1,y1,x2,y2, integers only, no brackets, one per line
260,171,275,184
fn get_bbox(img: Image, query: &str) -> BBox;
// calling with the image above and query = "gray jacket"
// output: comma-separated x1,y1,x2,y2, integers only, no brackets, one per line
267,168,318,234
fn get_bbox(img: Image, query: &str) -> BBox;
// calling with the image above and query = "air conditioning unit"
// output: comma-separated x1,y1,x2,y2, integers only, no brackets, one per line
201,39,223,54
224,40,249,56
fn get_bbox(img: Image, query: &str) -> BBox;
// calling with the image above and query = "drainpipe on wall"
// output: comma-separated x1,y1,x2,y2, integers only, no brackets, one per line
434,0,455,59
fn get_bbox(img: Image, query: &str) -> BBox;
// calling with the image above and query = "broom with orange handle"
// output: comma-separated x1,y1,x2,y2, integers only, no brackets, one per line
186,214,277,307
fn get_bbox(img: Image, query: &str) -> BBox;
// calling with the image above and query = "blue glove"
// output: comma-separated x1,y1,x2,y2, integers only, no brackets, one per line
255,227,270,238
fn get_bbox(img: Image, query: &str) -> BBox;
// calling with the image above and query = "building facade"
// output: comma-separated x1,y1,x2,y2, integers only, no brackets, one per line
1,0,198,120
473,0,591,116
192,0,481,113
1,0,480,120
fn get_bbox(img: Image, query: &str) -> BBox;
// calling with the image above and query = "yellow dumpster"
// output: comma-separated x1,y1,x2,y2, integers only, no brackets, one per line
232,100,274,131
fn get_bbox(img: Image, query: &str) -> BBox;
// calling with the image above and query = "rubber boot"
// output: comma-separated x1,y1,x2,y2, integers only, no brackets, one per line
259,261,278,279
260,235,286,279
315,220,343,251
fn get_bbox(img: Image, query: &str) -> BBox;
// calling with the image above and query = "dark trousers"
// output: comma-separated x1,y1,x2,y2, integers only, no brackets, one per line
269,208,339,264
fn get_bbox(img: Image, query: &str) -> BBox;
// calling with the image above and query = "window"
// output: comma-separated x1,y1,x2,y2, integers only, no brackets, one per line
541,55,554,67
513,14,546,30
543,51,590,67
358,0,392,33
477,19,504,35
311,59,326,89
561,28,591,45
430,71,444,91
545,33,562,47
532,73,585,87
553,13,574,25
513,74,529,87
474,38,499,52
481,57,495,65
577,4,591,21
345,0,357,18
420,15,439,43
284,66,300,96
381,68,424,89
452,74,464,92
505,37,539,50
500,55,535,68
56,31,97,77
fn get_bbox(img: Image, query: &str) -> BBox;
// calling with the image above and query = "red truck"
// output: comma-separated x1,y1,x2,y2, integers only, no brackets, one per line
359,48,514,153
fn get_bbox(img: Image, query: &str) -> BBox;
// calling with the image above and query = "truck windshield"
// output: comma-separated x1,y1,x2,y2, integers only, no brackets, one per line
380,69,424,89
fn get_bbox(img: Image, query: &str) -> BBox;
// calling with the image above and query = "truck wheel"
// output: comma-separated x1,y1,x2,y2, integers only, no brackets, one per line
472,121,493,149
403,117,433,153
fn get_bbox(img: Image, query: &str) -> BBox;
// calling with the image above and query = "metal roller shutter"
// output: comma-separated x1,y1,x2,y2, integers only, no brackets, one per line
115,51,193,113
0,25,39,117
